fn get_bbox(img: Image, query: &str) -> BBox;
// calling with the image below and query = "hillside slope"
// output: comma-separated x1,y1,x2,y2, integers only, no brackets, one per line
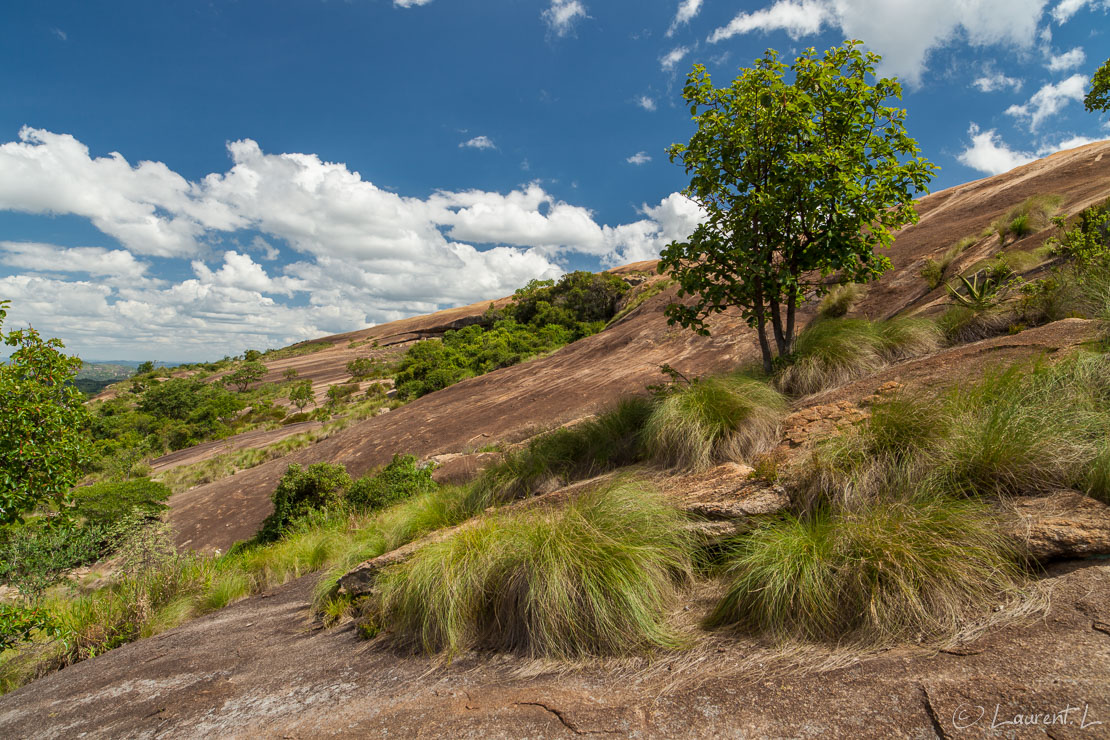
2,141,1110,737
170,139,1110,552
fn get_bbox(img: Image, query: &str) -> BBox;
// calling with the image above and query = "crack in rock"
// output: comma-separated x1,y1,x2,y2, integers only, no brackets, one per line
514,701,617,736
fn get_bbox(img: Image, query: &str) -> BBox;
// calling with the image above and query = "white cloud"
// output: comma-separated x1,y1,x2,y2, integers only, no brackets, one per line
636,95,657,111
0,242,151,281
660,45,690,71
542,0,587,37
667,0,703,36
51,28,67,41
1046,46,1086,71
972,69,1023,92
1005,73,1087,130
0,130,707,359
1051,0,1110,22
708,0,1048,86
394,0,434,5
626,151,652,165
957,124,1037,175
708,1,829,43
1037,135,1100,153
460,135,497,150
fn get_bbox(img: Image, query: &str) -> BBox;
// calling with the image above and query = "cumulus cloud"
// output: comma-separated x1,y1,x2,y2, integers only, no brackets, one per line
1046,46,1086,71
542,0,587,37
1051,0,1110,22
1005,73,1087,130
394,0,435,6
636,95,657,111
972,69,1023,92
708,0,1048,86
460,135,497,150
0,242,152,282
957,124,1037,175
0,130,703,359
660,45,690,71
626,151,652,165
667,0,703,36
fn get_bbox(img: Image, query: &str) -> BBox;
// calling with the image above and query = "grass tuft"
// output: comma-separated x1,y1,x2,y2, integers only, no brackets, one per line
775,318,939,396
707,492,1027,644
817,283,865,318
644,375,786,471
371,481,692,658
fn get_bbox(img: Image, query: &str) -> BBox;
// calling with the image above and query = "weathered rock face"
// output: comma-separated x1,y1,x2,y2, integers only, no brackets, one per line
1003,491,1110,562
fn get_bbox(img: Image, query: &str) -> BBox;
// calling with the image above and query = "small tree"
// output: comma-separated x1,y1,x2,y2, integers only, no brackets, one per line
0,301,91,524
224,360,267,392
288,380,314,410
659,42,937,373
282,367,298,381
346,357,378,379
1086,56,1110,113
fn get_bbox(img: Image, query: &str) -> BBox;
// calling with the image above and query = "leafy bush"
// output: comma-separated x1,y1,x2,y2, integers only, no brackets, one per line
347,357,386,380
224,361,267,392
394,271,628,400
348,455,437,512
0,603,61,652
371,481,691,657
258,463,352,542
707,492,1025,644
70,479,170,526
0,521,112,598
326,382,360,405
644,375,785,470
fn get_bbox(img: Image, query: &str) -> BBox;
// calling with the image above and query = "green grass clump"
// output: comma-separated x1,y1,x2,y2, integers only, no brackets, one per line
993,194,1063,245
922,237,976,289
937,305,1014,344
707,492,1026,643
644,375,786,471
371,481,692,658
775,318,940,396
467,396,653,508
816,283,864,319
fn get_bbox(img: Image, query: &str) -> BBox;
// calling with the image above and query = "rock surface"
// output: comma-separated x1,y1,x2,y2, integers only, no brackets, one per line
1004,491,1110,562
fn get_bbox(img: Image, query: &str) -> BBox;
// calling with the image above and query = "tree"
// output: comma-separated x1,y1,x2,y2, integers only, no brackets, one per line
1085,56,1110,113
659,42,937,373
0,300,91,524
346,357,379,379
289,380,314,410
224,360,267,392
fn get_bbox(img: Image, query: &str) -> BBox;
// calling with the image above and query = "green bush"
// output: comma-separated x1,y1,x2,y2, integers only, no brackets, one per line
707,492,1025,644
348,455,437,513
0,521,112,598
326,382,360,405
644,375,785,470
70,479,170,526
258,463,352,542
371,481,691,657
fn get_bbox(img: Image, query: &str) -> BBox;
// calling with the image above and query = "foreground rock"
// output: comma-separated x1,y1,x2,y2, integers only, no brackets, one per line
1004,490,1110,562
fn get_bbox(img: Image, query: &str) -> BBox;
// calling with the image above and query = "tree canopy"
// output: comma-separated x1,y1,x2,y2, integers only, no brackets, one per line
0,300,91,524
1085,56,1110,113
659,41,937,372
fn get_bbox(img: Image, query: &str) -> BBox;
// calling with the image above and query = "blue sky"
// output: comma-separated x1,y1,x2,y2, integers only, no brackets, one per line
1,0,1107,361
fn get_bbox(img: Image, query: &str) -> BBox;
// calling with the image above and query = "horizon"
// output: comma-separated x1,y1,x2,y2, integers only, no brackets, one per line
1,0,1108,361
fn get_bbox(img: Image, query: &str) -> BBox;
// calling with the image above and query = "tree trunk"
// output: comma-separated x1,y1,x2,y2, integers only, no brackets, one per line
768,299,788,358
752,281,774,374
784,285,798,356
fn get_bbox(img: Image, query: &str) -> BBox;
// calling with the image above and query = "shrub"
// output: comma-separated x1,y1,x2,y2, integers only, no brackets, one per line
348,455,437,513
282,368,298,380
644,375,786,471
371,481,692,657
707,492,1026,644
816,283,864,319
70,479,170,526
775,318,939,396
347,357,384,380
224,361,267,392
326,382,360,406
0,521,112,598
257,463,352,542
289,380,314,410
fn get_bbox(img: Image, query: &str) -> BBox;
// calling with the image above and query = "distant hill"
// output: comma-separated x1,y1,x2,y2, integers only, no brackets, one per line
74,361,136,396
